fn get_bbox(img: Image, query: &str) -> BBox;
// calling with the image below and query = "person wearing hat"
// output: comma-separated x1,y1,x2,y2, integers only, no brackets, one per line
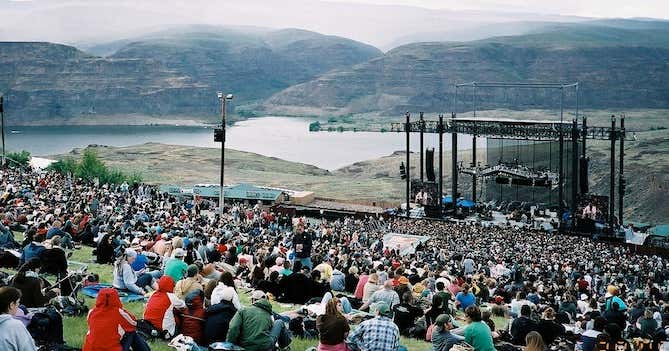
431,313,465,351
347,301,400,351
204,286,238,345
225,290,292,351
164,248,188,283
174,264,204,300
144,276,186,339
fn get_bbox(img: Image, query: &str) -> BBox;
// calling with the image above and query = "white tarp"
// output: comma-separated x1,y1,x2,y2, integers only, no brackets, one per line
625,228,649,245
382,233,430,256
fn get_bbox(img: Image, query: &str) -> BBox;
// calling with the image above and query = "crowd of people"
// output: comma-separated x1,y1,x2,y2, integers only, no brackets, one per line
0,166,667,351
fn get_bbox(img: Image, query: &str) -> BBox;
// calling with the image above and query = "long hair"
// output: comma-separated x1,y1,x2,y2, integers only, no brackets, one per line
324,297,344,320
525,331,545,351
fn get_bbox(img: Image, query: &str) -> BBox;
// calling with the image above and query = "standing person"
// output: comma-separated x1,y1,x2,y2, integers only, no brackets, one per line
0,287,37,351
347,301,401,351
226,290,292,351
292,224,313,270
317,297,350,351
431,314,465,351
83,287,149,351
464,305,496,351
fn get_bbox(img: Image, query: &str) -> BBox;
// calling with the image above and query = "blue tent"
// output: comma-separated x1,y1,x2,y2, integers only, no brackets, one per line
442,195,453,204
457,199,476,208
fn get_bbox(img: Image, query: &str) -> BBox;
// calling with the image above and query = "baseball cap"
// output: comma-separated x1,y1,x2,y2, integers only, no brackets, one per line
435,314,453,325
174,248,186,257
371,301,390,316
251,290,267,300
398,276,409,285
124,248,137,258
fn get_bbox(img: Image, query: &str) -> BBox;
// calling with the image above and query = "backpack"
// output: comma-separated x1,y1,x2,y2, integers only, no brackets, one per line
28,306,65,348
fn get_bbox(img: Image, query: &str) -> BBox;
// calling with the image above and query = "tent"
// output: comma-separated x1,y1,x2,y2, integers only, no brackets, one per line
442,195,453,204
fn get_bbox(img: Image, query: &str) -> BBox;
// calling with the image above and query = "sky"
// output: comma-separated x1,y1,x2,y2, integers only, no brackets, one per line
326,0,669,18
1,0,667,49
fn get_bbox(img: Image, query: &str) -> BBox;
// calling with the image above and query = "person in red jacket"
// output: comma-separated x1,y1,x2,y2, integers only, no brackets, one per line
181,289,206,345
143,276,186,338
83,288,148,351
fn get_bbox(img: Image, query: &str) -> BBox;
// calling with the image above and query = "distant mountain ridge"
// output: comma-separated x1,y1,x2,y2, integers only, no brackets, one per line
0,27,382,123
264,22,669,116
1,21,669,123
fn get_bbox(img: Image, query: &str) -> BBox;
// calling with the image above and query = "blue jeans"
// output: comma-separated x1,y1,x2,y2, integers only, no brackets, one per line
270,320,292,349
322,292,353,314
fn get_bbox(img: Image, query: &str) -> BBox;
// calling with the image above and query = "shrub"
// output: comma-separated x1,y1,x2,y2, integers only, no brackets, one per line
5,150,31,168
309,121,321,132
47,149,141,185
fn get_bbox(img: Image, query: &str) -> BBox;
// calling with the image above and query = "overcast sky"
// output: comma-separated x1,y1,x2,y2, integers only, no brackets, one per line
327,0,669,18
1,0,667,49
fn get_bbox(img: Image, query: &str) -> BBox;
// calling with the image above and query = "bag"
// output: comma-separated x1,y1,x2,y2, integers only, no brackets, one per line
51,296,88,317
28,306,65,347
136,319,166,340
451,342,475,351
425,324,435,341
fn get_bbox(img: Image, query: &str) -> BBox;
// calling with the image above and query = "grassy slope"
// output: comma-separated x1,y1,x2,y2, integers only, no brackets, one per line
63,247,432,350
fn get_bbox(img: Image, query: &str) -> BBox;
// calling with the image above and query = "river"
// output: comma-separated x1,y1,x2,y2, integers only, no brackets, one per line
5,117,483,170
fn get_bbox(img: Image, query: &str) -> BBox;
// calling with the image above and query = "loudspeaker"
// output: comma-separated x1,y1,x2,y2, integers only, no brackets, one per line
579,156,589,194
426,148,435,182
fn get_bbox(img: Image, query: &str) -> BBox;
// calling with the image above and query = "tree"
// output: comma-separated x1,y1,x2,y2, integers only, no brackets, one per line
5,150,31,168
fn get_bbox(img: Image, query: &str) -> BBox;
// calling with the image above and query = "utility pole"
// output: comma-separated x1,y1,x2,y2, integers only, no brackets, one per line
215,92,233,214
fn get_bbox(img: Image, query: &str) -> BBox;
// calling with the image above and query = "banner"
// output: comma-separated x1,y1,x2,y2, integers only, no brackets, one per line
382,233,430,255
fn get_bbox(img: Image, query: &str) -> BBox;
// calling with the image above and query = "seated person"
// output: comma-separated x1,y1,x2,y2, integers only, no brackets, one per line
39,236,68,276
205,287,238,344
143,276,186,339
95,234,116,265
180,290,206,345
19,233,45,266
393,291,424,336
317,297,350,351
347,301,400,351
464,305,496,351
511,304,539,345
11,258,59,308
83,287,149,351
0,286,38,351
226,290,292,351
112,249,156,295
432,314,465,351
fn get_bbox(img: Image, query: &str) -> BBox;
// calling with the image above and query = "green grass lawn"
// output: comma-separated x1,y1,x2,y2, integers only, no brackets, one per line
63,247,434,350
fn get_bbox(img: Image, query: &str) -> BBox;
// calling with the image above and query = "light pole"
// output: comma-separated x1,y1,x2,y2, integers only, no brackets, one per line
216,92,233,213
0,95,5,166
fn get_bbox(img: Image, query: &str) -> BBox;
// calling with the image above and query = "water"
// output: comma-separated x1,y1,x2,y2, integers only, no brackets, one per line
5,117,483,170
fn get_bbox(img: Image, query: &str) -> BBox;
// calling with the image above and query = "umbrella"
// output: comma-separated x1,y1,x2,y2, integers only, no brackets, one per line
442,195,453,204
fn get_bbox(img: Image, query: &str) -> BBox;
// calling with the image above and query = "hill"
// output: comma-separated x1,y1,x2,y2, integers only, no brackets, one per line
0,27,382,124
263,23,669,116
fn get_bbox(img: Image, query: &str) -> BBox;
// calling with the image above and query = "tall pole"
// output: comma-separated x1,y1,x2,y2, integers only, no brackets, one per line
217,93,233,214
438,114,444,217
419,112,424,182
558,86,564,211
405,112,411,218
619,115,625,227
220,97,226,214
472,83,477,204
609,115,616,231
571,118,578,225
0,95,5,166
451,112,458,208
